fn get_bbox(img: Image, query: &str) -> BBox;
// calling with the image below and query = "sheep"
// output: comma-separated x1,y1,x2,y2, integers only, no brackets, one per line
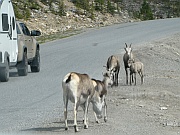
105,55,120,86
123,43,134,85
91,72,113,123
62,72,112,132
128,59,144,85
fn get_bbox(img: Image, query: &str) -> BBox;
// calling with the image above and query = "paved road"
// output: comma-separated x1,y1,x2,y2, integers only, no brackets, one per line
0,18,180,133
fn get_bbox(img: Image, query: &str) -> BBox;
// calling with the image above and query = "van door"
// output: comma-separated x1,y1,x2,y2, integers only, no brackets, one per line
1,13,10,61
8,2,18,65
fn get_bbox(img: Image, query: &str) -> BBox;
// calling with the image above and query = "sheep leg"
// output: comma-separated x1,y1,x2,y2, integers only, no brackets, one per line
114,72,116,86
117,69,120,86
104,97,107,122
84,96,90,129
73,100,79,132
141,76,143,85
132,74,134,85
93,112,100,123
81,104,89,123
134,73,136,86
116,72,118,86
132,74,134,83
113,73,115,86
140,72,144,85
63,95,69,130
125,68,128,85
130,72,132,85
138,71,143,85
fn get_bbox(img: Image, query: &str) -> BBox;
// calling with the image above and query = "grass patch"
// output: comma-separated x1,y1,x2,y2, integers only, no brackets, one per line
37,29,85,44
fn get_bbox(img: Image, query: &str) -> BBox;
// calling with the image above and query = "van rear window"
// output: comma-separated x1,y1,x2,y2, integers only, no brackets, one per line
2,14,9,31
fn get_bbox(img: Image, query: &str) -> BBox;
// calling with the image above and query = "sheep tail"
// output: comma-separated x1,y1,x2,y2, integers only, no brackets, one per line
63,73,72,84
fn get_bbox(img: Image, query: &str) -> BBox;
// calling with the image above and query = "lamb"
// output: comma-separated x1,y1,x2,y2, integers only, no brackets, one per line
62,72,112,132
105,55,120,86
128,59,144,85
123,43,134,85
91,72,113,123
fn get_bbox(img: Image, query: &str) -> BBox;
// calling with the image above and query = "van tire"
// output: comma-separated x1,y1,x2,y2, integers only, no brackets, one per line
17,51,28,76
30,50,40,72
0,58,9,82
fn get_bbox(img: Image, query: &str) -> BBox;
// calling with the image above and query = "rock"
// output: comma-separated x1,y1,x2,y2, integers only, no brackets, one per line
160,107,168,110
123,16,127,19
166,121,174,126
66,12,70,17
31,12,35,18
178,122,180,127
164,121,180,127
66,25,71,29
138,104,145,108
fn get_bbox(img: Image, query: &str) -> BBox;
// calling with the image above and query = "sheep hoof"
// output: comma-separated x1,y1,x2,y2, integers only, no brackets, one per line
74,125,79,132
84,124,88,129
96,120,100,123
65,127,69,130
104,116,107,122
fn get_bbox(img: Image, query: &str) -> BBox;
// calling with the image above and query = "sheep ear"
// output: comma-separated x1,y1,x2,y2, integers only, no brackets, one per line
102,72,106,76
100,92,106,98
103,65,108,70
130,43,132,48
125,43,128,47
103,72,109,77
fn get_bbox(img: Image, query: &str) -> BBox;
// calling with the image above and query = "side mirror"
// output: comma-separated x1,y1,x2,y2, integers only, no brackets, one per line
31,30,41,36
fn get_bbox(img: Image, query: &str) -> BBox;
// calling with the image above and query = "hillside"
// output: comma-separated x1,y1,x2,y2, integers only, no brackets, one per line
12,0,180,37
12,0,133,37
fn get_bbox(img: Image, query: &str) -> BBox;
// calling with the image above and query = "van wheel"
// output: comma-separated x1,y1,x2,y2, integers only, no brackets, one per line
17,52,28,76
30,50,40,72
0,58,9,82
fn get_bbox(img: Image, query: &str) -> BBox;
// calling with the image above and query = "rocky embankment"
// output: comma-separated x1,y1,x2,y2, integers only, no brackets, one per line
20,1,135,36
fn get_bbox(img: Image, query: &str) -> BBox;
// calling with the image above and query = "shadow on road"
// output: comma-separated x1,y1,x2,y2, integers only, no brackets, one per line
21,120,87,133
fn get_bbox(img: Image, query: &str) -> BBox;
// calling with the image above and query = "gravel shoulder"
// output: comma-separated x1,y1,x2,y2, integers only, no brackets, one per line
21,33,180,135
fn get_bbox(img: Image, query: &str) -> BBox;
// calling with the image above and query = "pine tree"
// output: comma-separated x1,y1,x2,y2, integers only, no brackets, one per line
58,0,66,16
94,0,105,12
107,0,116,15
75,0,90,12
140,0,154,20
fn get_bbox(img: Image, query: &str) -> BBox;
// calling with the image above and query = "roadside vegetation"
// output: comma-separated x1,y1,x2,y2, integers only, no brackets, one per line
12,0,180,21
12,0,180,43
36,29,84,44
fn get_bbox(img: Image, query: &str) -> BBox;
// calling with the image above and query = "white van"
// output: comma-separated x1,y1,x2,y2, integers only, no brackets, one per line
0,0,18,82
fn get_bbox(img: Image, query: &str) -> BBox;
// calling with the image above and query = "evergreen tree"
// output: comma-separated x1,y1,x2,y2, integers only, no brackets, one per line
74,0,90,12
140,0,154,20
107,0,116,15
58,0,66,16
94,0,105,12
89,2,95,20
